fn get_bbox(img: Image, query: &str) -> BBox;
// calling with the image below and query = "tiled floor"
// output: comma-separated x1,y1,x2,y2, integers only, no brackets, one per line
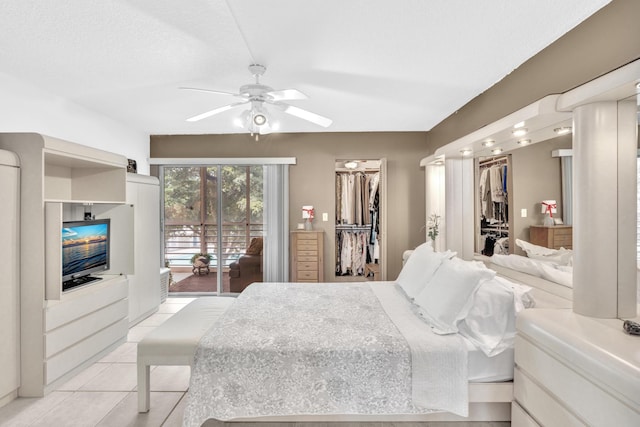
0,297,197,427
0,298,510,427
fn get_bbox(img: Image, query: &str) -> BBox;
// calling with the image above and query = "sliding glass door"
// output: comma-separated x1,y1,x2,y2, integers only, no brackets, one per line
162,165,263,293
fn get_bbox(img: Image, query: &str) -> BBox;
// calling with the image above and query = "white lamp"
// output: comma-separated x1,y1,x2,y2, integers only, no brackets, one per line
541,200,557,226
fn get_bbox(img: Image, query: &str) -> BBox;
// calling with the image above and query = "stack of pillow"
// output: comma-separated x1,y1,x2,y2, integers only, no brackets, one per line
396,242,534,357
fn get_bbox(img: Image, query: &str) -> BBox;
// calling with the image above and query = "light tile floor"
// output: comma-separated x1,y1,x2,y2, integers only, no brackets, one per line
0,297,510,427
0,297,196,427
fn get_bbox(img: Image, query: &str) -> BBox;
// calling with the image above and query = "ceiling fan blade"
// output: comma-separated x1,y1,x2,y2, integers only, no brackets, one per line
180,87,242,97
265,89,308,101
186,101,248,122
282,104,332,127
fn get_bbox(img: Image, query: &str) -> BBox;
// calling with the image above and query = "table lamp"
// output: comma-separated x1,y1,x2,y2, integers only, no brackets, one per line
541,200,557,226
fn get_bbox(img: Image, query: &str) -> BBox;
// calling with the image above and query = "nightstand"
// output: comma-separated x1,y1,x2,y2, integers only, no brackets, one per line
529,225,572,249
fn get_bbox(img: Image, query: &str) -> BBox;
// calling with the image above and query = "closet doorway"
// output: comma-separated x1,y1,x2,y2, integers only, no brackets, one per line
334,159,387,281
476,155,513,256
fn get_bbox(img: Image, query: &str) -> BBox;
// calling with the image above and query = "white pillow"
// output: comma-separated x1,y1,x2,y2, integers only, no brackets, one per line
490,254,545,277
538,263,573,288
458,276,534,356
414,257,495,334
515,238,556,256
516,238,573,265
396,242,440,299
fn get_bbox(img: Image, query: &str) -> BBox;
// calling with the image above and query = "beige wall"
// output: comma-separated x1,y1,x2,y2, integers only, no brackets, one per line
510,135,572,255
150,132,430,280
428,0,640,149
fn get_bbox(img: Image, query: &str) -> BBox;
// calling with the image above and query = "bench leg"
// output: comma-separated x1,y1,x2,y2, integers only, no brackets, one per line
138,363,150,413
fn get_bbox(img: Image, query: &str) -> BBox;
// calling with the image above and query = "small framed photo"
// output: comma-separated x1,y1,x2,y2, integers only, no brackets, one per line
127,159,137,173
554,218,564,225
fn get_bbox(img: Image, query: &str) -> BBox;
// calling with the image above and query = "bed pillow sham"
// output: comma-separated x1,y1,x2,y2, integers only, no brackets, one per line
515,238,573,265
457,276,534,356
396,242,453,299
414,257,495,335
538,262,573,288
490,253,547,277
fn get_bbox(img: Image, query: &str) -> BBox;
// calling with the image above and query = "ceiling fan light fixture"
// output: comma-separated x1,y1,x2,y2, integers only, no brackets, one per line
253,113,267,126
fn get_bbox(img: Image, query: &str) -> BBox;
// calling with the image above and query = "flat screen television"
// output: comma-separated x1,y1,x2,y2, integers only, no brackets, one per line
62,218,110,291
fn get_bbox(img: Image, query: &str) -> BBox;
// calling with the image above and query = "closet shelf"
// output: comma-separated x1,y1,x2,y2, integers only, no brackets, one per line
336,224,371,231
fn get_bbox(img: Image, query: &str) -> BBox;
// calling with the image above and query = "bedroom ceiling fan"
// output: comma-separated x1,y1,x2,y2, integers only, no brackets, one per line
181,64,332,136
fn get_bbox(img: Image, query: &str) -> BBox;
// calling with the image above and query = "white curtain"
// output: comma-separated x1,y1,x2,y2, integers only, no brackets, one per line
561,156,573,225
263,164,289,282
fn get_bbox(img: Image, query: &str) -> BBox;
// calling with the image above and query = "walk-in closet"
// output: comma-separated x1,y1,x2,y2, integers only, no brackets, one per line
335,159,383,280
476,155,513,255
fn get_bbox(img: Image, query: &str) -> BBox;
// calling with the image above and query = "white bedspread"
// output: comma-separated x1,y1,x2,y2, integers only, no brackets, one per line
183,282,467,426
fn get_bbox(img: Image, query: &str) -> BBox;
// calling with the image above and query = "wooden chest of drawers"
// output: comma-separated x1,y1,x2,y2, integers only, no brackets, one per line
529,225,572,250
291,231,324,282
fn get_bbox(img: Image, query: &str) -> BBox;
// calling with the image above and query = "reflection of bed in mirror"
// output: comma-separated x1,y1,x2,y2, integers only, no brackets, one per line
182,244,573,426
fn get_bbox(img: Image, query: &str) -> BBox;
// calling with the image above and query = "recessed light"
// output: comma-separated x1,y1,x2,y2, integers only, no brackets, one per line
554,126,572,135
459,149,472,156
514,121,525,129
491,148,503,155
636,82,640,89
512,128,528,137
482,140,495,147
344,161,358,169
517,139,531,145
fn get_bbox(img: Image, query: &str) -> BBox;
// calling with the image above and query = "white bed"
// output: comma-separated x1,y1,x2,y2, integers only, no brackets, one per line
184,246,572,426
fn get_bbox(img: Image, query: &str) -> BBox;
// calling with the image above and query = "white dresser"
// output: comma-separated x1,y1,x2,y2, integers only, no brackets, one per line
513,308,640,426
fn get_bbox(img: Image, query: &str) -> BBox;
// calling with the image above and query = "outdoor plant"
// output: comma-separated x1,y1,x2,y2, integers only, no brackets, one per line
190,253,212,264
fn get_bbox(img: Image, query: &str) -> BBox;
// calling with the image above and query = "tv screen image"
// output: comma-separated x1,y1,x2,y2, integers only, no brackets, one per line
62,218,110,291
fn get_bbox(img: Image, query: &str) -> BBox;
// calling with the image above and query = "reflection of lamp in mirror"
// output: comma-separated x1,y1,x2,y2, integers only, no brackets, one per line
541,199,557,226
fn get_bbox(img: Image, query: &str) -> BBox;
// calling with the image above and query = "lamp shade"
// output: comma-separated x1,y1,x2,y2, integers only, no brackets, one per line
302,205,314,219
541,200,557,215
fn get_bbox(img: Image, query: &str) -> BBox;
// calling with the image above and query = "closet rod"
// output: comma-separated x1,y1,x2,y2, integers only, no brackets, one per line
336,224,371,231
478,156,508,168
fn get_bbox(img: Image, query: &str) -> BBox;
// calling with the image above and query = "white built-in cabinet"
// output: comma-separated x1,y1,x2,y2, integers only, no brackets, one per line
0,150,20,407
0,133,159,397
513,309,640,426
125,173,161,325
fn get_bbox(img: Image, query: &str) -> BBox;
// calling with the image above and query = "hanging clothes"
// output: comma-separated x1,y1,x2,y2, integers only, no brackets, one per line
478,156,509,254
335,170,381,276
336,230,370,276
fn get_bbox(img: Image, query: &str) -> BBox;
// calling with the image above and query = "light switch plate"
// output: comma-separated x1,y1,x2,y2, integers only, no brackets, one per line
322,212,328,221
521,208,527,218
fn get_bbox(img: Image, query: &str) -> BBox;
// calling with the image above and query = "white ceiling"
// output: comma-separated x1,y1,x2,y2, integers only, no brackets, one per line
0,0,611,136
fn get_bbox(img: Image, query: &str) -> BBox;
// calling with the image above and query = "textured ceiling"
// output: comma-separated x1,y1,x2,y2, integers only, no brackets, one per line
0,0,610,135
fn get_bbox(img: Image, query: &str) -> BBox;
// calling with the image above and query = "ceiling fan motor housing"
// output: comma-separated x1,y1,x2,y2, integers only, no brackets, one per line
239,84,274,99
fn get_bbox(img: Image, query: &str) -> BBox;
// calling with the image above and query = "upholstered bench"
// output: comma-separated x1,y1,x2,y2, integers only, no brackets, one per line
137,296,235,412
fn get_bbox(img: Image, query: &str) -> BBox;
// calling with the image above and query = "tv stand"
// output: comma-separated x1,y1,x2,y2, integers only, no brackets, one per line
62,275,102,292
